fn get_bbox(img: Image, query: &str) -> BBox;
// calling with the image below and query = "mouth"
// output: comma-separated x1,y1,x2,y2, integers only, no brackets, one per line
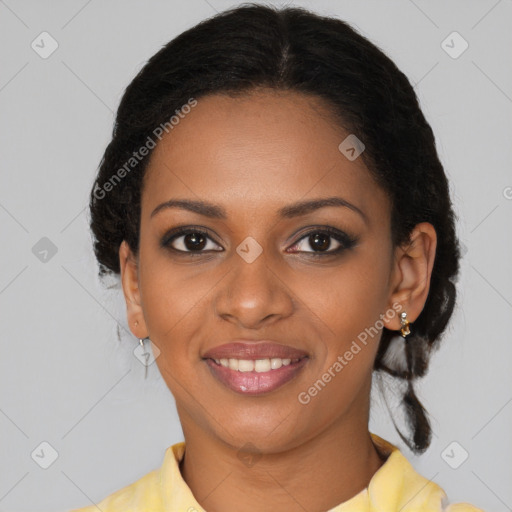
202,340,310,395
203,355,309,395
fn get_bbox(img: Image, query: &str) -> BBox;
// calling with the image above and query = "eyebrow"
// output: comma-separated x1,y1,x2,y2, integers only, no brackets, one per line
150,196,368,224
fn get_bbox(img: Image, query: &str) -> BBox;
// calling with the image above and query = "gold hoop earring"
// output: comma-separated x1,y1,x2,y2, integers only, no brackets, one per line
400,312,411,338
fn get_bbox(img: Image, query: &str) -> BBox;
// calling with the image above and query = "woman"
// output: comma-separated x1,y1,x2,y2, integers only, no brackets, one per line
72,4,483,511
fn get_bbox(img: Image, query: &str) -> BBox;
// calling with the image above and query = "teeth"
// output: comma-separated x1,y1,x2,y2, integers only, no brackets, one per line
213,357,303,372
238,359,254,372
270,358,282,369
254,359,271,372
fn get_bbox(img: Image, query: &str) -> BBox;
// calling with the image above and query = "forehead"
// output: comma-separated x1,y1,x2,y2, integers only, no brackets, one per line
141,89,388,223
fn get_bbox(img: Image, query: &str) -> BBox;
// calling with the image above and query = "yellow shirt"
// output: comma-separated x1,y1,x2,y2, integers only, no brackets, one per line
70,434,484,511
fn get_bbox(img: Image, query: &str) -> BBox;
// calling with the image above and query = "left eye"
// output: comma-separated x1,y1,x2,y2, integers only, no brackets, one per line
288,229,356,255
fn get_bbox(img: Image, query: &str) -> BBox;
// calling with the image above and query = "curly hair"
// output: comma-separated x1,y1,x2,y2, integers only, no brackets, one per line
89,3,461,454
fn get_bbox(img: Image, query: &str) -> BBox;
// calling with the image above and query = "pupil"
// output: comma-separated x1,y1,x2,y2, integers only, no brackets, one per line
310,233,329,251
185,232,206,251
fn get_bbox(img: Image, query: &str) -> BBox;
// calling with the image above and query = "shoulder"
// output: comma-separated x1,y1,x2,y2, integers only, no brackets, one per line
68,442,191,512
369,434,486,512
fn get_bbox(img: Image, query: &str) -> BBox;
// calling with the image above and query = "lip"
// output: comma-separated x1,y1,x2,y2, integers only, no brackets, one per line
205,357,309,395
203,341,310,395
202,341,309,360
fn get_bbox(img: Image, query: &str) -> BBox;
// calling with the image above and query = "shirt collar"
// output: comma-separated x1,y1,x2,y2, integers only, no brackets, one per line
159,434,447,511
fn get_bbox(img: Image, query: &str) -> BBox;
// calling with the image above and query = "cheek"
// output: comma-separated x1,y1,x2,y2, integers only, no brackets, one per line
302,247,391,341
301,247,391,386
139,233,190,317
137,245,219,371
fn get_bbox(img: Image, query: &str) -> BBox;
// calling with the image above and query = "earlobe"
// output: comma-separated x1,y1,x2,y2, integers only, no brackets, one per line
119,240,147,338
383,222,437,331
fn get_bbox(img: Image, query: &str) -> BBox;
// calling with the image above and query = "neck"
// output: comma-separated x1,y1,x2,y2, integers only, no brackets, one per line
177,409,385,512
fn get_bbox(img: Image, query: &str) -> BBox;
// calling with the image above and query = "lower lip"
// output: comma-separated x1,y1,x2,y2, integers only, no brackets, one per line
204,357,309,395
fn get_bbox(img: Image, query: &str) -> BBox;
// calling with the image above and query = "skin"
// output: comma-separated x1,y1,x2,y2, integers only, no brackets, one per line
119,88,437,512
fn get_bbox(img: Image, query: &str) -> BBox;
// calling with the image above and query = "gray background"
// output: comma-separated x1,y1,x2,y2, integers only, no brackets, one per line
1,1,511,511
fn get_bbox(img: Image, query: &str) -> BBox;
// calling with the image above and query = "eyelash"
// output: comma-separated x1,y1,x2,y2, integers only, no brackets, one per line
160,225,358,258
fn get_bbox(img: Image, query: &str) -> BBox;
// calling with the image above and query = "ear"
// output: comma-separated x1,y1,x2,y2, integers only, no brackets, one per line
119,240,148,339
382,222,437,331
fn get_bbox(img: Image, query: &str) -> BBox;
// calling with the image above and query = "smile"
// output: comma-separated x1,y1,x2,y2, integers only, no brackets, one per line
205,356,309,395
214,357,302,372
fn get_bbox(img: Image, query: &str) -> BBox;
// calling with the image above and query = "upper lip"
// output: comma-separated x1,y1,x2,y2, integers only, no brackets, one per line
203,341,309,360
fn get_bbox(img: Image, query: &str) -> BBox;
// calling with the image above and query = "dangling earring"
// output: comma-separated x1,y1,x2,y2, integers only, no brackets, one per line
400,312,411,338
139,337,150,379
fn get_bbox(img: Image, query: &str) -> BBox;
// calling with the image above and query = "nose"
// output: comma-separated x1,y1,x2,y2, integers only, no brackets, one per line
213,251,295,330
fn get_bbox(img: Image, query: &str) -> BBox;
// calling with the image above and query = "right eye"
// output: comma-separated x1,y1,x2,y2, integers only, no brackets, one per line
161,228,223,254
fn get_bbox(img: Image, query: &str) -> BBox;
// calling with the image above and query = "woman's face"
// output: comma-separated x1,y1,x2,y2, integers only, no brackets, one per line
121,89,408,452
